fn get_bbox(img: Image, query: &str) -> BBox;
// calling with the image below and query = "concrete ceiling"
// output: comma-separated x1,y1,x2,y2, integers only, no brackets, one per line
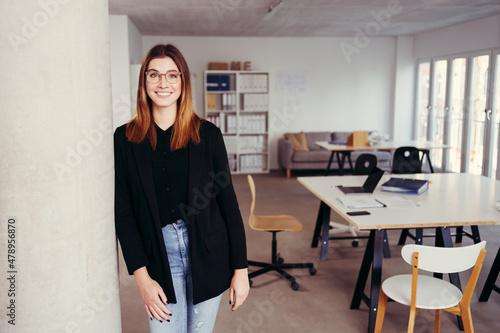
108,0,500,37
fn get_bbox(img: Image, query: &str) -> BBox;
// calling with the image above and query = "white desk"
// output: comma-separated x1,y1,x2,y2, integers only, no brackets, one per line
298,173,500,333
315,140,452,174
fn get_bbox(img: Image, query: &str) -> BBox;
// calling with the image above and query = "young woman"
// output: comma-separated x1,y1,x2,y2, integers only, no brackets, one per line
114,44,249,332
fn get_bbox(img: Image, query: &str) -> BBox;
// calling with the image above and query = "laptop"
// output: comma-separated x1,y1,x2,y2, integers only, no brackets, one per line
337,167,385,195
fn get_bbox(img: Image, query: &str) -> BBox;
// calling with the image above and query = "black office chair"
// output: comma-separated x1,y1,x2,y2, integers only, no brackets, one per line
354,153,378,175
392,146,422,174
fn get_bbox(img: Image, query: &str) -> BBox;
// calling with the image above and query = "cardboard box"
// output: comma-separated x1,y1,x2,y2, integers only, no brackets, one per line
346,131,369,146
208,62,228,70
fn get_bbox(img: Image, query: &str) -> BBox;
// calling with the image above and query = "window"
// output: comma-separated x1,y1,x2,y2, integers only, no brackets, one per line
414,50,500,179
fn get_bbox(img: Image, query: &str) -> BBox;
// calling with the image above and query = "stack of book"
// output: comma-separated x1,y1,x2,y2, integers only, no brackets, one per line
381,178,429,195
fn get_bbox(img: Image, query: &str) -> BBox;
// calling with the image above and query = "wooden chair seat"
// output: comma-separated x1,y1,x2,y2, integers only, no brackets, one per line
250,215,302,232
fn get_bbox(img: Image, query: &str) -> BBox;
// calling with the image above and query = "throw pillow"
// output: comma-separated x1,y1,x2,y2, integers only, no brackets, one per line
284,132,309,152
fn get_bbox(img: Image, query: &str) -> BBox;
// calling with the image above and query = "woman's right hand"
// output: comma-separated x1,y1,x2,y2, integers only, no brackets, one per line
134,267,172,322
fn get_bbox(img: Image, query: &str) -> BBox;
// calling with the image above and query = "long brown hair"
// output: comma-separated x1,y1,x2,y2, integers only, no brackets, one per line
126,44,201,150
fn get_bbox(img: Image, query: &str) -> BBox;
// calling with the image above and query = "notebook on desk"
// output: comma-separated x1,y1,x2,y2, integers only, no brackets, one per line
337,167,385,195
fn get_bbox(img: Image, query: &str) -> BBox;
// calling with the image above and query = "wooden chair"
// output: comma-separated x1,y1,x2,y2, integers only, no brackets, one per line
375,241,487,333
247,175,316,291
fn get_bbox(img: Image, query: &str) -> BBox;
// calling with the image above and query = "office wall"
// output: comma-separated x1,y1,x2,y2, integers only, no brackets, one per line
142,35,397,169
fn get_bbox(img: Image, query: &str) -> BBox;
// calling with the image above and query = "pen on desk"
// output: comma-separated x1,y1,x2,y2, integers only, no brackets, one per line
410,178,432,184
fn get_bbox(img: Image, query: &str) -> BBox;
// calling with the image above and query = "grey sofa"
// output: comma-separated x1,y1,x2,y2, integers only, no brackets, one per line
278,131,392,178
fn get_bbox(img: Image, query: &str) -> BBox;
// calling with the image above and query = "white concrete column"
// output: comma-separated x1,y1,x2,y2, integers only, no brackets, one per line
0,1,121,332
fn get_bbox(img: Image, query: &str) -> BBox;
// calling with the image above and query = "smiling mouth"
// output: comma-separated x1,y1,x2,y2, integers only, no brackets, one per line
156,92,171,97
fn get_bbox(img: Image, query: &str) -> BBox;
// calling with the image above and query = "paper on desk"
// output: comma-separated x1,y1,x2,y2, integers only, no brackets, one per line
337,196,385,209
375,195,418,209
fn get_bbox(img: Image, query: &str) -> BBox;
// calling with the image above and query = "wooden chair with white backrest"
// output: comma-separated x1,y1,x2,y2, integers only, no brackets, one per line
375,241,487,333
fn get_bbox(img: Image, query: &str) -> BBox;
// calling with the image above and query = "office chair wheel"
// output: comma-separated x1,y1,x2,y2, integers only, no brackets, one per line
277,257,284,265
352,241,359,247
309,267,317,275
291,282,299,291
249,279,253,288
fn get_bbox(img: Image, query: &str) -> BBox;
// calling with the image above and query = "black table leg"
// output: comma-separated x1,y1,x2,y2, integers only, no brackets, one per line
325,152,335,176
346,151,354,171
470,225,481,243
336,152,344,176
455,226,464,243
398,228,409,245
420,149,434,173
415,228,423,244
382,230,391,258
479,246,500,302
368,231,384,333
350,230,384,333
310,201,331,261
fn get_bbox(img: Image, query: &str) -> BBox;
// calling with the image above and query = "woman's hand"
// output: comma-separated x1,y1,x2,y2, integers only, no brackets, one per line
134,267,172,322
229,268,250,311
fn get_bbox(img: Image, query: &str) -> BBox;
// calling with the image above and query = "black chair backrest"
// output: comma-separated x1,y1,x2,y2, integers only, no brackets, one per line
392,146,422,174
354,153,378,175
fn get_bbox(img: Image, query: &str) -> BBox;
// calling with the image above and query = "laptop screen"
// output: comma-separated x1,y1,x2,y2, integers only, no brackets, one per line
361,167,385,193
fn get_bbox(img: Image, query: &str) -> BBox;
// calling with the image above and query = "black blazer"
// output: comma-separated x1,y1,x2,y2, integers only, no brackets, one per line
114,121,247,304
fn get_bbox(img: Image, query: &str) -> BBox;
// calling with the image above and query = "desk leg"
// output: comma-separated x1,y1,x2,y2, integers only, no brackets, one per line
346,151,354,172
435,227,464,331
471,225,481,243
325,152,335,176
382,230,391,258
479,247,500,302
420,149,434,173
350,230,384,333
311,201,331,261
336,152,344,176
415,228,423,244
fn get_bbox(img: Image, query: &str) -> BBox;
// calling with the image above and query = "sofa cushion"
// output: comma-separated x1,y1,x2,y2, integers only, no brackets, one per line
284,132,309,152
305,132,331,151
292,150,331,163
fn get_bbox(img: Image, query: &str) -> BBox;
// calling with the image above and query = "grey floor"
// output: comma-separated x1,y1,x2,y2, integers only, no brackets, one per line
118,170,500,333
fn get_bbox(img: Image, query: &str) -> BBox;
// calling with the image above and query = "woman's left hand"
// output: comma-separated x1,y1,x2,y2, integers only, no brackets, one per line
229,268,250,311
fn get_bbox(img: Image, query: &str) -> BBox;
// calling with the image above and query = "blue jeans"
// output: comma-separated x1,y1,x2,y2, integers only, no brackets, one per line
149,220,222,333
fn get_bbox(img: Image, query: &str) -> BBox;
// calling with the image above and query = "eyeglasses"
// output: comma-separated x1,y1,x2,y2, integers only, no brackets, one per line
145,70,182,84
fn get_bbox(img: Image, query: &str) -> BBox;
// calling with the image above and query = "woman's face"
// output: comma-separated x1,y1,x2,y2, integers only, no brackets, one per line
145,57,182,112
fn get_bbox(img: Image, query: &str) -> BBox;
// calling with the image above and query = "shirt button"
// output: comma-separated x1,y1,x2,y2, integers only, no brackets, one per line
166,188,170,191
171,209,175,213
162,168,166,171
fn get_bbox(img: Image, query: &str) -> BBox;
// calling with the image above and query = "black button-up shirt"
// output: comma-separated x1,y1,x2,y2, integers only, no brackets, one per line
152,124,189,227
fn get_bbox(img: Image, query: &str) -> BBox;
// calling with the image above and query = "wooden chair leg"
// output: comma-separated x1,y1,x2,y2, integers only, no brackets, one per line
408,307,417,333
374,290,388,333
460,306,474,333
286,169,291,178
435,309,441,333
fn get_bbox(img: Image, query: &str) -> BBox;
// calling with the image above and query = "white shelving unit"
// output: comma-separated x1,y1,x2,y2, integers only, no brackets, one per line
204,70,270,174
